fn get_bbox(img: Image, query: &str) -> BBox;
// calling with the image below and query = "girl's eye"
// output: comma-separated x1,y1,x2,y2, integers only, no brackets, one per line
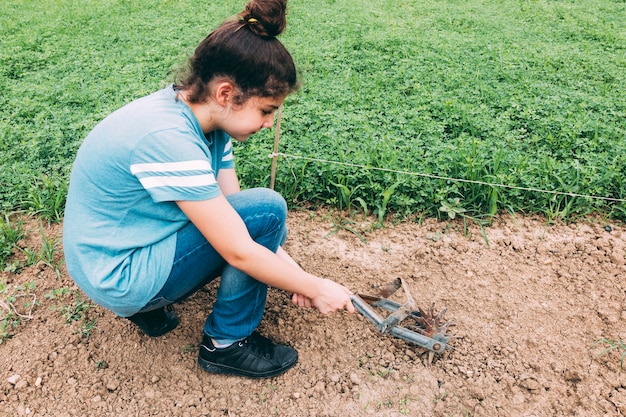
262,110,273,116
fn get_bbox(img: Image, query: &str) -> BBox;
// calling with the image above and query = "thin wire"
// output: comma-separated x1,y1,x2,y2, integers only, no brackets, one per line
268,152,626,203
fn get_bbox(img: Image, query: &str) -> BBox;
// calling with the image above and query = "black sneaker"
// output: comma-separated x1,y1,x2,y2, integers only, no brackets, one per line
127,306,179,337
198,332,298,378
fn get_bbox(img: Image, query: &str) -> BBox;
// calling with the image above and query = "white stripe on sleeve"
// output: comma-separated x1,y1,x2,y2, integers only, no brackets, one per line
130,160,213,175
138,174,217,190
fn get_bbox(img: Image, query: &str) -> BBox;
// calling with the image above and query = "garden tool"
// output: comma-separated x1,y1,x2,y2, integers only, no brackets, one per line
350,277,453,363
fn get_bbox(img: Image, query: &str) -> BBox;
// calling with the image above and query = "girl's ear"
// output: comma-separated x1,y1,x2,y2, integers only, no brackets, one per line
214,81,236,107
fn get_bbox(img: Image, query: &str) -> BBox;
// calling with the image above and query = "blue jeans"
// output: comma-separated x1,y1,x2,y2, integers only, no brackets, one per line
138,188,287,343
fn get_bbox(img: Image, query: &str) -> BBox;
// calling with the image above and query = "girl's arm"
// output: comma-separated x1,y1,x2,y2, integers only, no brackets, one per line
176,196,354,314
276,247,315,308
217,168,318,309
217,168,241,196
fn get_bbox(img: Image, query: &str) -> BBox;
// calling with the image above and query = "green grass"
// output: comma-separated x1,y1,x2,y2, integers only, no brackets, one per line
1,0,625,226
272,0,626,221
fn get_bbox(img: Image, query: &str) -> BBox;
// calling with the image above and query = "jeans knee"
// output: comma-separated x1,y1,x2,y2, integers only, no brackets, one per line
233,188,286,221
261,188,287,223
228,188,288,249
255,188,287,240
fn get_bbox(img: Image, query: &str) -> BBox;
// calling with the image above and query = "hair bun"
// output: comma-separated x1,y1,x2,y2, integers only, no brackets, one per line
239,0,287,38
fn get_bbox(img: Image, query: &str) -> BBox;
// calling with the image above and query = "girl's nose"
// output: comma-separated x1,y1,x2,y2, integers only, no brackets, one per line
262,116,274,129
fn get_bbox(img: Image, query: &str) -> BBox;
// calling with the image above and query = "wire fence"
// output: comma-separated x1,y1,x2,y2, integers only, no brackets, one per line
268,152,626,204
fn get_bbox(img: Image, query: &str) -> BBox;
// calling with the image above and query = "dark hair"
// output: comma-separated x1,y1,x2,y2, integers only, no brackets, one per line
176,0,299,104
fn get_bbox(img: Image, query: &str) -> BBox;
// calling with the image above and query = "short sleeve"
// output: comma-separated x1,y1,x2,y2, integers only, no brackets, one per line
130,128,222,202
217,132,235,169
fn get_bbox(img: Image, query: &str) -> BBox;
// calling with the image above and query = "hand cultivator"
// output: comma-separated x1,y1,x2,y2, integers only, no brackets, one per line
350,278,454,363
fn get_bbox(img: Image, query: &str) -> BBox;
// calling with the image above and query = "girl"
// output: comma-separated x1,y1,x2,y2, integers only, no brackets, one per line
63,0,354,379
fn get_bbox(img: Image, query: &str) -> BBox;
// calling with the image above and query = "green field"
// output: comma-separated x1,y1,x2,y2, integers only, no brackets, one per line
1,0,625,226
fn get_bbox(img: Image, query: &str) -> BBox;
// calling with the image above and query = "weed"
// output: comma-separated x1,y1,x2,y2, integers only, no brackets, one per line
425,232,443,242
44,287,71,300
439,198,467,220
375,399,394,411
0,315,16,343
377,367,393,379
439,198,491,246
326,215,368,244
398,394,411,415
60,292,93,324
20,223,64,277
329,179,366,215
36,223,64,277
594,338,626,370
21,247,39,266
48,290,97,340
0,279,37,343
79,318,97,340
0,215,24,271
376,181,401,227
24,175,68,223
182,344,197,353
434,391,448,403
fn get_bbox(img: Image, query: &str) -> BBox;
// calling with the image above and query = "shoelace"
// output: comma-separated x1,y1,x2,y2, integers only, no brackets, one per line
240,334,274,360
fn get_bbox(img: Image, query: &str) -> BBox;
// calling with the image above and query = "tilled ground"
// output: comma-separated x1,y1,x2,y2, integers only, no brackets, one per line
1,210,625,416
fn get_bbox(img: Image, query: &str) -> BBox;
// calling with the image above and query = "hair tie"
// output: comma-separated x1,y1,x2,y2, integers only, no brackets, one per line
235,15,269,37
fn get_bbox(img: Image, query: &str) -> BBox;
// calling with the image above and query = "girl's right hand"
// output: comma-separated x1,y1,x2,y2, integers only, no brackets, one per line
311,279,355,314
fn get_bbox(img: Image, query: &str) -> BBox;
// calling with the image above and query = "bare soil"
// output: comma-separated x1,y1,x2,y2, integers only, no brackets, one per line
1,210,625,417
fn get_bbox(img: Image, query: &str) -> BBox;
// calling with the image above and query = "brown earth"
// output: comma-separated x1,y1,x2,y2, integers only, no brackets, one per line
1,209,625,417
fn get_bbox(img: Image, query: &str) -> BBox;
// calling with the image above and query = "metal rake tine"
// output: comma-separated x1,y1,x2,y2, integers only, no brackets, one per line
400,278,415,309
377,277,402,298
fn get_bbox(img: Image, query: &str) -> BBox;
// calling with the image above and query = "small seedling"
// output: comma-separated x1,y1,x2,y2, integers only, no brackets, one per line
377,181,401,227
38,224,64,277
439,198,491,245
182,344,196,353
49,291,98,340
80,318,97,340
326,214,368,243
439,198,467,220
329,179,366,214
45,287,71,300
95,360,108,369
594,338,626,369
0,280,37,343
0,215,24,271
60,292,93,324
18,224,64,277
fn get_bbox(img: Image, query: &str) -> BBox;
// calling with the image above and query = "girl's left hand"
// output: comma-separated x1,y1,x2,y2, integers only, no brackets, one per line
292,293,313,308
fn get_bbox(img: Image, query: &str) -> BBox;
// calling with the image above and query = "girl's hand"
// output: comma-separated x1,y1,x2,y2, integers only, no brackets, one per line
291,293,313,308
310,279,355,315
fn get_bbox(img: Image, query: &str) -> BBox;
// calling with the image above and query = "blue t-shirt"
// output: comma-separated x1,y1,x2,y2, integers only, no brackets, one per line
63,85,234,316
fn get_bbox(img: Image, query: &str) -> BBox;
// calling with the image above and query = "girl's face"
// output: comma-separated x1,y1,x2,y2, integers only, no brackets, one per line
219,95,285,142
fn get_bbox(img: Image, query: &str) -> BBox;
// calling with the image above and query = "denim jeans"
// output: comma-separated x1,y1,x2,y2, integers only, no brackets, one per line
138,188,287,343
